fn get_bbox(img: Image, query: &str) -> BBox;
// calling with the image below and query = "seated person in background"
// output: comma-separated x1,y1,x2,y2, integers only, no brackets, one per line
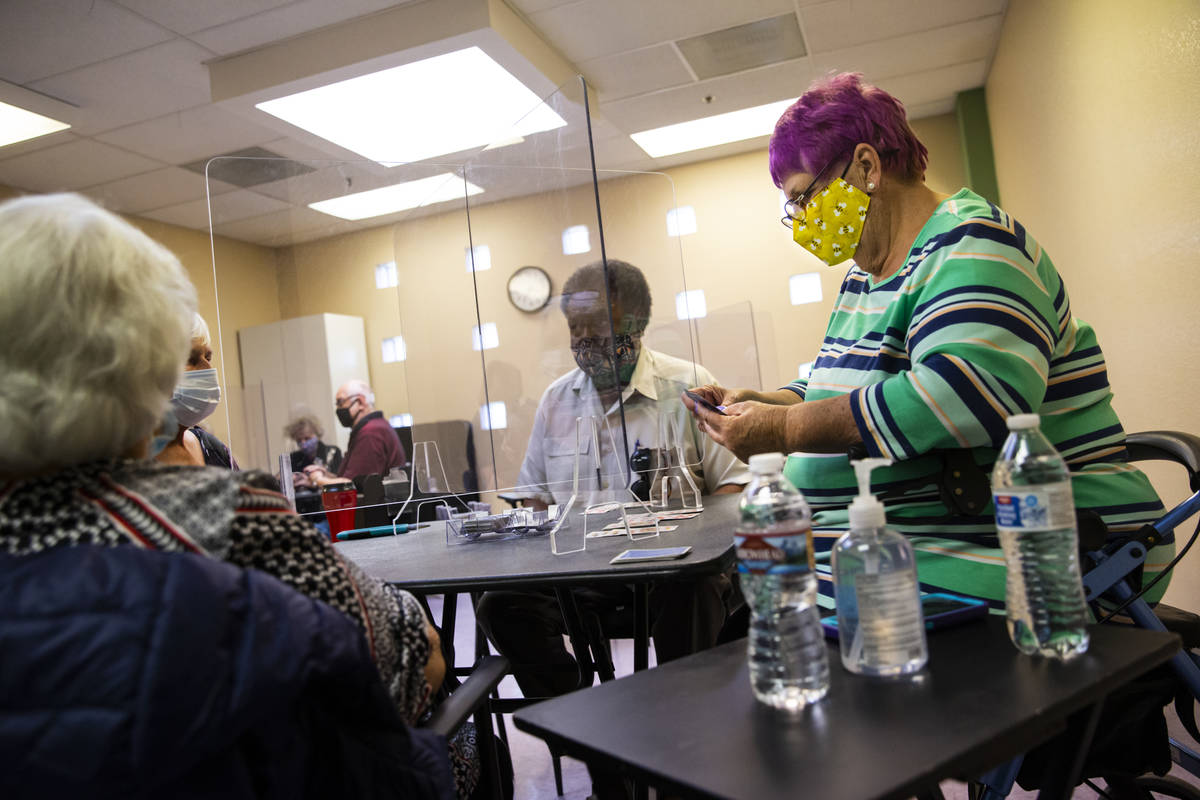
477,259,750,700
305,379,406,486
684,72,1170,606
154,312,238,469
286,412,344,480
0,193,476,798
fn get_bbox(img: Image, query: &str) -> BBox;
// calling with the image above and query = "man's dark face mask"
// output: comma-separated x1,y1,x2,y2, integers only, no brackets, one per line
571,333,641,391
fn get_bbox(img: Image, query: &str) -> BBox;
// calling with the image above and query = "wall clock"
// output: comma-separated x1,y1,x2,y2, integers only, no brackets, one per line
507,265,552,313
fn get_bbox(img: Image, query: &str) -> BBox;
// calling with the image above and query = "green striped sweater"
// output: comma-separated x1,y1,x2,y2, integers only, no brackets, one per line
781,189,1169,607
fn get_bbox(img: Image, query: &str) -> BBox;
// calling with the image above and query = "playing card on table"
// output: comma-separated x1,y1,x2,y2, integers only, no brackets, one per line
587,524,678,538
657,510,701,521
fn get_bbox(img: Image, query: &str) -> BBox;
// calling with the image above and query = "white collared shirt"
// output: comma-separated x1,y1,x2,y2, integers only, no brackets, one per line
515,348,751,505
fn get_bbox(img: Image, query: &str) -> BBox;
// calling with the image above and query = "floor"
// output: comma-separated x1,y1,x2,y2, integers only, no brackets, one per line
427,594,1200,800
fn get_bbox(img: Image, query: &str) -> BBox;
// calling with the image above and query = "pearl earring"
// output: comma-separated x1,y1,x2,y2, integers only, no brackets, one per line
867,181,876,191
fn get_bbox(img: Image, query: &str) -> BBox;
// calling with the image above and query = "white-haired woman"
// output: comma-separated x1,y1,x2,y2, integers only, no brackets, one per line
154,311,238,469
0,194,478,797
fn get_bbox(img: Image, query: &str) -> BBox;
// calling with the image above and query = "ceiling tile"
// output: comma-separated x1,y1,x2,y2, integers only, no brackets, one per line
211,205,351,244
28,39,217,135
190,0,415,56
810,15,1004,81
251,162,395,205
873,60,990,110
0,138,164,192
287,220,365,245
258,136,354,163
509,0,583,14
113,0,294,36
526,0,796,63
0,0,174,84
142,189,293,230
600,58,819,135
94,105,281,165
580,44,694,102
800,0,1006,54
903,98,957,120
81,167,239,214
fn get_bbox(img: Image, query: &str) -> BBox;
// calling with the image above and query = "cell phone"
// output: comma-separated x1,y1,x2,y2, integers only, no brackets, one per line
610,546,692,564
684,390,726,416
820,592,989,639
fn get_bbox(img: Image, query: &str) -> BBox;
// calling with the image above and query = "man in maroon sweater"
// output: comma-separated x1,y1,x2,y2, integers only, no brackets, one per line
305,379,406,485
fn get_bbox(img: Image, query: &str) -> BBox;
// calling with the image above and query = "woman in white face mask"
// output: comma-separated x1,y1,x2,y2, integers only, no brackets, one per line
155,313,237,469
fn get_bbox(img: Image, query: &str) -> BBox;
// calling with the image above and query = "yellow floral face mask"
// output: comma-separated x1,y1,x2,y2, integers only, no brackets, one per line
792,177,871,266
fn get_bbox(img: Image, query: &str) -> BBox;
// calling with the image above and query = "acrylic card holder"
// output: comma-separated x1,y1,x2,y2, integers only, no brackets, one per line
550,415,660,556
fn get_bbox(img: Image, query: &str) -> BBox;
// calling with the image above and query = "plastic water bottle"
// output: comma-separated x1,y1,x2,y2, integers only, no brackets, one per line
832,458,927,676
992,414,1090,659
736,452,829,709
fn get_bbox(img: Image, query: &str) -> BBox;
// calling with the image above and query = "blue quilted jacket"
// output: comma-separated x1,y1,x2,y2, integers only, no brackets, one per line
0,545,454,800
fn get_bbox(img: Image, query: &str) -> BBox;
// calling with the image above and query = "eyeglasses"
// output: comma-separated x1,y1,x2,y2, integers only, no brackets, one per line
335,394,362,409
780,154,855,229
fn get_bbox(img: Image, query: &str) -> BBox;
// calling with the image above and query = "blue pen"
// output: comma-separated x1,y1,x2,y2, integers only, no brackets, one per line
336,523,430,541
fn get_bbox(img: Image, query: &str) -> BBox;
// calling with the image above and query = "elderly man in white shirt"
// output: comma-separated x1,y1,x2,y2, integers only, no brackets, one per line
516,345,749,506
476,259,750,706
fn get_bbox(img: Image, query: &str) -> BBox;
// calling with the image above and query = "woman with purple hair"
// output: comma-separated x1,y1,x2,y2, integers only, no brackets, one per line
684,72,1167,609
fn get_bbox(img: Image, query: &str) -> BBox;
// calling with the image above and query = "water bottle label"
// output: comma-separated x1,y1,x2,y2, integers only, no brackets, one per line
735,526,813,575
993,482,1075,532
856,572,926,663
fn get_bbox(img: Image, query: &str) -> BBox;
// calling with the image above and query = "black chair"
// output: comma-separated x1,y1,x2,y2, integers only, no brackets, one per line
425,654,512,800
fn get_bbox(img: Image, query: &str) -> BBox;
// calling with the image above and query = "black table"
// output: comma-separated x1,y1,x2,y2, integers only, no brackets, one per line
334,493,740,592
514,617,1180,800
336,493,741,676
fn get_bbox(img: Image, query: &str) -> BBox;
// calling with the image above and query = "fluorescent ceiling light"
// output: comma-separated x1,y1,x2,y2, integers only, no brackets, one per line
310,173,483,220
631,98,796,158
0,101,70,148
256,47,565,164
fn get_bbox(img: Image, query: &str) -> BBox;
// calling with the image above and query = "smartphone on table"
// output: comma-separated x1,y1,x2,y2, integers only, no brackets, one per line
610,546,692,564
820,592,989,639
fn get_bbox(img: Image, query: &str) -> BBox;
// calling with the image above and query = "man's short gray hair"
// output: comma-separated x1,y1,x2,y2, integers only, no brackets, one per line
0,193,196,474
560,259,653,329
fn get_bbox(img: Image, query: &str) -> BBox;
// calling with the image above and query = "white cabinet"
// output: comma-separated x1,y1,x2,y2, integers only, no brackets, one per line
237,313,369,471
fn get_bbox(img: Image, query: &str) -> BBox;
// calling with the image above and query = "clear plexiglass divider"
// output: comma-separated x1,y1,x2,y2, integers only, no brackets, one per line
206,76,720,551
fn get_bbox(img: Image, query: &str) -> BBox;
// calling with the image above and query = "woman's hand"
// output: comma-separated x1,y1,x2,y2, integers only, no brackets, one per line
303,464,346,487
684,398,791,462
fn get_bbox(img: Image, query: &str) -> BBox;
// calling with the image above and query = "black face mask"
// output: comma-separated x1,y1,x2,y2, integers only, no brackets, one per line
570,333,641,391
336,403,356,429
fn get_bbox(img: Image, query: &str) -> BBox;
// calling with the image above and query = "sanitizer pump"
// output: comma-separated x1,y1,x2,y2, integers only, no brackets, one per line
832,458,928,676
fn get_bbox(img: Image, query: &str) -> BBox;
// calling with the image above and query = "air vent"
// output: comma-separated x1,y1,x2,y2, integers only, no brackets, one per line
182,146,316,188
676,14,806,81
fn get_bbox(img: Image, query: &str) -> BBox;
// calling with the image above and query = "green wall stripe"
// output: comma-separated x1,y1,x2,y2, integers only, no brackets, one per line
955,87,1001,206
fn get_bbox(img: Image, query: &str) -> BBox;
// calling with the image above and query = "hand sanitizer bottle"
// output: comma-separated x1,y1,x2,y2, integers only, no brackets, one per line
832,458,928,676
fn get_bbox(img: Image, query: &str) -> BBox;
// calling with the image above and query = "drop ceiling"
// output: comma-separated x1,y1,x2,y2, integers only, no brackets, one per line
0,0,1007,246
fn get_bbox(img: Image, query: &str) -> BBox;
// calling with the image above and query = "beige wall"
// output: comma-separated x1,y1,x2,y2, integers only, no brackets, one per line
275,112,967,491
136,219,282,453
987,0,1200,610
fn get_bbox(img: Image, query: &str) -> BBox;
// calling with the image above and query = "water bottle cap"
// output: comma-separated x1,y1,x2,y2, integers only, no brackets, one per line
1006,413,1041,431
748,452,785,474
